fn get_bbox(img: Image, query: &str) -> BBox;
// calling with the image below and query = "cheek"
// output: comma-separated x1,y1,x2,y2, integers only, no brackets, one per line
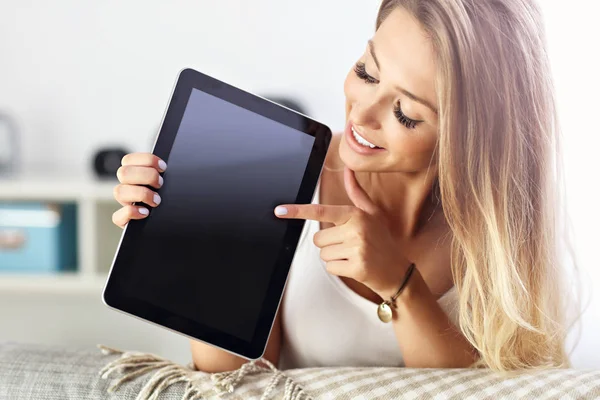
386,128,439,164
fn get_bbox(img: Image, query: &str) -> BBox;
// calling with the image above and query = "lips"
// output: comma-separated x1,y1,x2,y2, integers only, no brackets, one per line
351,126,383,149
344,121,386,155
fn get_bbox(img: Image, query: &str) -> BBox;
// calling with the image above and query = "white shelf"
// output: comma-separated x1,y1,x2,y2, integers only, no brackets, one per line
0,273,107,294
0,174,121,294
0,174,116,201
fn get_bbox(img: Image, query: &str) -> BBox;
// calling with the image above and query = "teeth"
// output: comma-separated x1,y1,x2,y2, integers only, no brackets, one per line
352,127,378,148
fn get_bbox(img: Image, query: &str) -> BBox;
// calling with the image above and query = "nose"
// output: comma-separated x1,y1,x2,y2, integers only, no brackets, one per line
351,94,384,131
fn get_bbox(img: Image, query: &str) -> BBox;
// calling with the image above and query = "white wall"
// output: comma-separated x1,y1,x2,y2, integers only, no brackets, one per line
0,0,377,170
542,1,600,368
0,0,599,368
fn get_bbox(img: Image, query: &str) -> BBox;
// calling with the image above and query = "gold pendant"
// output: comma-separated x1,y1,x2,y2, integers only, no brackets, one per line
377,302,393,323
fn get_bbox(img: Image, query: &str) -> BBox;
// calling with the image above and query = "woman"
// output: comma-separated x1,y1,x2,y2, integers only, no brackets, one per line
112,0,570,372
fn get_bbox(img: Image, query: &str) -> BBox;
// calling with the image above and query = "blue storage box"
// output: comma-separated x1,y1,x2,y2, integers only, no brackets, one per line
0,202,77,273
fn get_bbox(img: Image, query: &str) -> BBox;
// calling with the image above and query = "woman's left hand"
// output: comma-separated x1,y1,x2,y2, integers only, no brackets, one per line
274,166,412,300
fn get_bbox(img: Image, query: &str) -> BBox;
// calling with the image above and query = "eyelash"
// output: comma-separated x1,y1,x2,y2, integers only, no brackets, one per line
353,62,378,84
393,103,418,129
353,61,420,130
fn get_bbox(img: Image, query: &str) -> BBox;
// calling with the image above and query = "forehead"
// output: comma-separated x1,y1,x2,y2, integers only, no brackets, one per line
373,7,437,105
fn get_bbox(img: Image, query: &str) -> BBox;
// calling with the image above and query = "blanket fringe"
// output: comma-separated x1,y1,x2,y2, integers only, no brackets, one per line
97,344,311,400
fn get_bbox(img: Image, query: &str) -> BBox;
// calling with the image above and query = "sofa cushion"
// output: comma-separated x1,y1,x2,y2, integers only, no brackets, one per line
0,342,185,400
2,341,600,399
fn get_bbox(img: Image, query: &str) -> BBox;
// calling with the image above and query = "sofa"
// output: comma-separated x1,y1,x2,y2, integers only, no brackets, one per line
1,342,600,399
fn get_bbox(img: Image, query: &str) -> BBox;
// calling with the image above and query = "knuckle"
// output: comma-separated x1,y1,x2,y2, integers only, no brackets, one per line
312,232,321,247
121,153,130,166
325,261,338,275
142,154,155,168
145,188,156,203
116,166,127,181
320,248,331,262
151,154,161,166
126,205,137,217
113,184,121,200
153,171,163,187
354,245,366,260
315,205,326,219
112,210,123,226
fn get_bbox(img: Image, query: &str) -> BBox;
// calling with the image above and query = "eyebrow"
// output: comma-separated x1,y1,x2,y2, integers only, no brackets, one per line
368,39,438,115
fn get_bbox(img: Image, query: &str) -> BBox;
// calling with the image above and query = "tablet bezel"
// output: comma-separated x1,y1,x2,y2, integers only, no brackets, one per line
102,68,331,360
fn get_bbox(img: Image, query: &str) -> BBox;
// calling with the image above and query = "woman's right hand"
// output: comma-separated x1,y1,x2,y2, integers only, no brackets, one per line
112,153,167,229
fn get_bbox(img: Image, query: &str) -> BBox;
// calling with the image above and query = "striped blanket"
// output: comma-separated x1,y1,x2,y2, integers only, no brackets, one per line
98,346,600,400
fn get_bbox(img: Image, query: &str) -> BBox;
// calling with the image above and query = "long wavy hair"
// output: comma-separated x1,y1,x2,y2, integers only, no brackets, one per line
376,0,575,371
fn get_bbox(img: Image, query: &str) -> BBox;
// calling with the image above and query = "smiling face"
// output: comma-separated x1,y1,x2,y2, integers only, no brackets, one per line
340,7,440,174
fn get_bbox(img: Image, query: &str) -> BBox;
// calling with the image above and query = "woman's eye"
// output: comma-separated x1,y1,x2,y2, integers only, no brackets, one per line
353,62,378,84
353,62,421,130
394,103,420,129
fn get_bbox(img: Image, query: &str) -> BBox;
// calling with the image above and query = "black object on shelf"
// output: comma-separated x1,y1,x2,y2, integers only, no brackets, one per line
93,148,129,179
0,111,19,176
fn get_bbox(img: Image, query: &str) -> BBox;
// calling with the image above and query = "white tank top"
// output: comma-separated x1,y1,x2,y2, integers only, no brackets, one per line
278,176,460,369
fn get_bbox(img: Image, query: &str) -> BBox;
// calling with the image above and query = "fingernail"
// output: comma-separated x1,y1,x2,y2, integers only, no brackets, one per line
158,160,167,171
153,194,161,205
158,175,164,187
275,206,288,216
139,207,149,215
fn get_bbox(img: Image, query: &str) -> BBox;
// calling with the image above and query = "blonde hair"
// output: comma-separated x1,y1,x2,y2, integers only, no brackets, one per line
377,0,575,371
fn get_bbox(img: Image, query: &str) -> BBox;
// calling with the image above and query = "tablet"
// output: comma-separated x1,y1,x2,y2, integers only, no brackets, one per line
102,68,331,360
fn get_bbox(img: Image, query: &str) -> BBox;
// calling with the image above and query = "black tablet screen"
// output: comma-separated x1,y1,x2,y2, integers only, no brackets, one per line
125,88,315,342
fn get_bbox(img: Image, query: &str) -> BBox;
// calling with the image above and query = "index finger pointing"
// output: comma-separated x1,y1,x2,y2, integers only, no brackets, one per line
274,204,354,225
